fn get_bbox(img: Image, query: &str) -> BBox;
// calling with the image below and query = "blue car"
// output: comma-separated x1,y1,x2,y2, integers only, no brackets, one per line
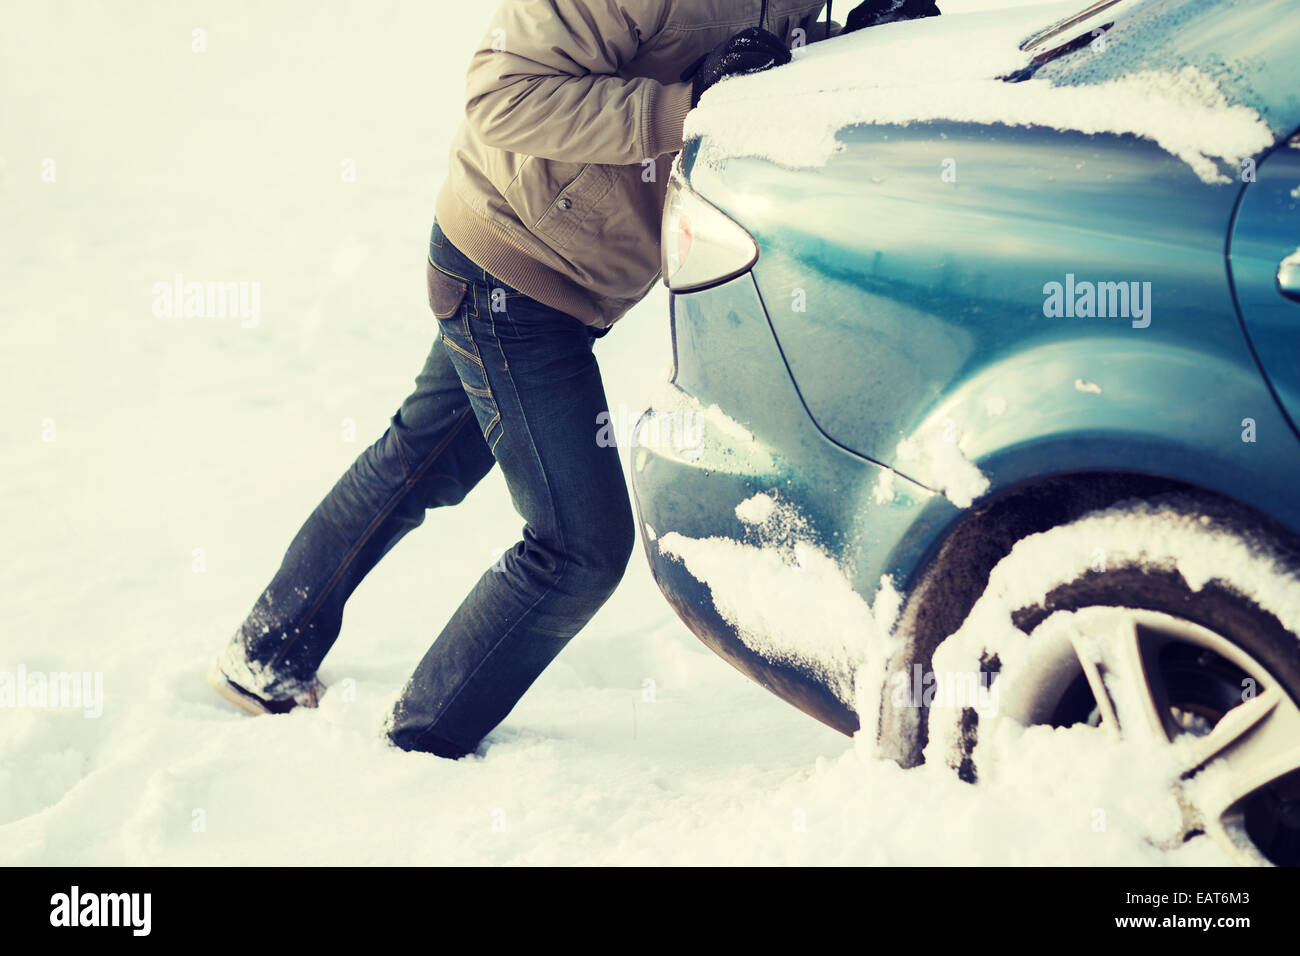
630,0,1300,865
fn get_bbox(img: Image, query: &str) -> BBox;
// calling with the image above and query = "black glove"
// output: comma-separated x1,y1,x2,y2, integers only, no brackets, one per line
684,27,792,107
842,0,940,34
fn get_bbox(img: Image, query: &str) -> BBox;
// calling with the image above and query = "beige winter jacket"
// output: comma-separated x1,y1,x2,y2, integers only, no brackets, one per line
434,0,832,328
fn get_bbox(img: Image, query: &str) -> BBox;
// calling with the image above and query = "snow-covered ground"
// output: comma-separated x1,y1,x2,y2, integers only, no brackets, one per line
0,0,1232,864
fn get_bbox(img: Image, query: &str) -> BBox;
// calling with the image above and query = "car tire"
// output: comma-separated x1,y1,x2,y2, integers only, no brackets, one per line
922,493,1300,865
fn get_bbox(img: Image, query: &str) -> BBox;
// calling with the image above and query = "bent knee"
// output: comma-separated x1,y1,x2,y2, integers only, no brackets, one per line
570,516,635,592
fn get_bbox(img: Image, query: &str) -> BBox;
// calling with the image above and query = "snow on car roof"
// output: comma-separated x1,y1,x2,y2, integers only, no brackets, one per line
684,0,1277,183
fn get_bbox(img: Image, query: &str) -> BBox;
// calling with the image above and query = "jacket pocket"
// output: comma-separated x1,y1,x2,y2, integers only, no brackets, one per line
427,261,468,319
504,158,618,253
534,162,617,250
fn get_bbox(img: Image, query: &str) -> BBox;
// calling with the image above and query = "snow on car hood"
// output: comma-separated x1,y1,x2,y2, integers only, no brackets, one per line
684,0,1275,183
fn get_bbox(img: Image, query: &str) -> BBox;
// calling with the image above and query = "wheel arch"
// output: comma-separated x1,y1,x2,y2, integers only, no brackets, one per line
876,470,1300,768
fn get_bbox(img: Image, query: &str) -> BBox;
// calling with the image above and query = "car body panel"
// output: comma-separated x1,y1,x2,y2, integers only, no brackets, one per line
684,125,1300,530
633,272,959,734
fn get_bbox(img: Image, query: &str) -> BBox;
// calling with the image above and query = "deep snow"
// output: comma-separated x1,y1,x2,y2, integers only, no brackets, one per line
0,0,1238,865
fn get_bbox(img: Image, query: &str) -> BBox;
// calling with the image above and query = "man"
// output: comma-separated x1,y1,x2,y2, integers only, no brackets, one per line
208,0,939,759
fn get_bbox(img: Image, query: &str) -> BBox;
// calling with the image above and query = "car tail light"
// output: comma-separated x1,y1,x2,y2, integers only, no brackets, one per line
661,166,759,293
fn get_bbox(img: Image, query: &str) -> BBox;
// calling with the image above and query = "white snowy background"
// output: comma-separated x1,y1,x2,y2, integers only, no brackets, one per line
0,0,1230,864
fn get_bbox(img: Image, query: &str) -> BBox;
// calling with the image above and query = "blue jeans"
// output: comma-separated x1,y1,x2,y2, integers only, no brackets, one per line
227,221,635,757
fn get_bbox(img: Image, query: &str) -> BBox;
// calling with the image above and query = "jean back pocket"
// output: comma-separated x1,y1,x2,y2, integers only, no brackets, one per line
427,260,468,319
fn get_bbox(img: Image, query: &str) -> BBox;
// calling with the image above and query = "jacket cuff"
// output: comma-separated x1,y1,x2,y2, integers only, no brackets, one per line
644,81,694,157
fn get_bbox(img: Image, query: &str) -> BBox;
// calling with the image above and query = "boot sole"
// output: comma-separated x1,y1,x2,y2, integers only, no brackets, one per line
206,665,277,715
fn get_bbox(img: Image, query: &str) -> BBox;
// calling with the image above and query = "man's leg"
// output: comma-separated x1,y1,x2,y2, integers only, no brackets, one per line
387,260,634,758
216,322,498,700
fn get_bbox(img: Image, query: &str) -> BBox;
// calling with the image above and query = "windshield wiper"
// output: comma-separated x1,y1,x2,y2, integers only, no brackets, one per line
1002,0,1126,83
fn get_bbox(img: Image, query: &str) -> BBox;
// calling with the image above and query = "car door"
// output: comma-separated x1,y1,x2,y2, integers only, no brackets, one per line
1228,136,1300,440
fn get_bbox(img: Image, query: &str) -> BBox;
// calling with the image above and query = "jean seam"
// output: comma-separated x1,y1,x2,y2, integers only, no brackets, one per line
440,332,484,367
440,313,503,447
268,409,477,670
392,428,412,474
428,258,469,286
486,295,511,372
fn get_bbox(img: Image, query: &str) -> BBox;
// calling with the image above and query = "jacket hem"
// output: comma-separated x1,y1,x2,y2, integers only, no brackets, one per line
434,188,611,328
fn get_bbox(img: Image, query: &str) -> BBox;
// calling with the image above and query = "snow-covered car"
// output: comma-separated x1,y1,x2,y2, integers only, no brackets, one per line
630,0,1300,865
